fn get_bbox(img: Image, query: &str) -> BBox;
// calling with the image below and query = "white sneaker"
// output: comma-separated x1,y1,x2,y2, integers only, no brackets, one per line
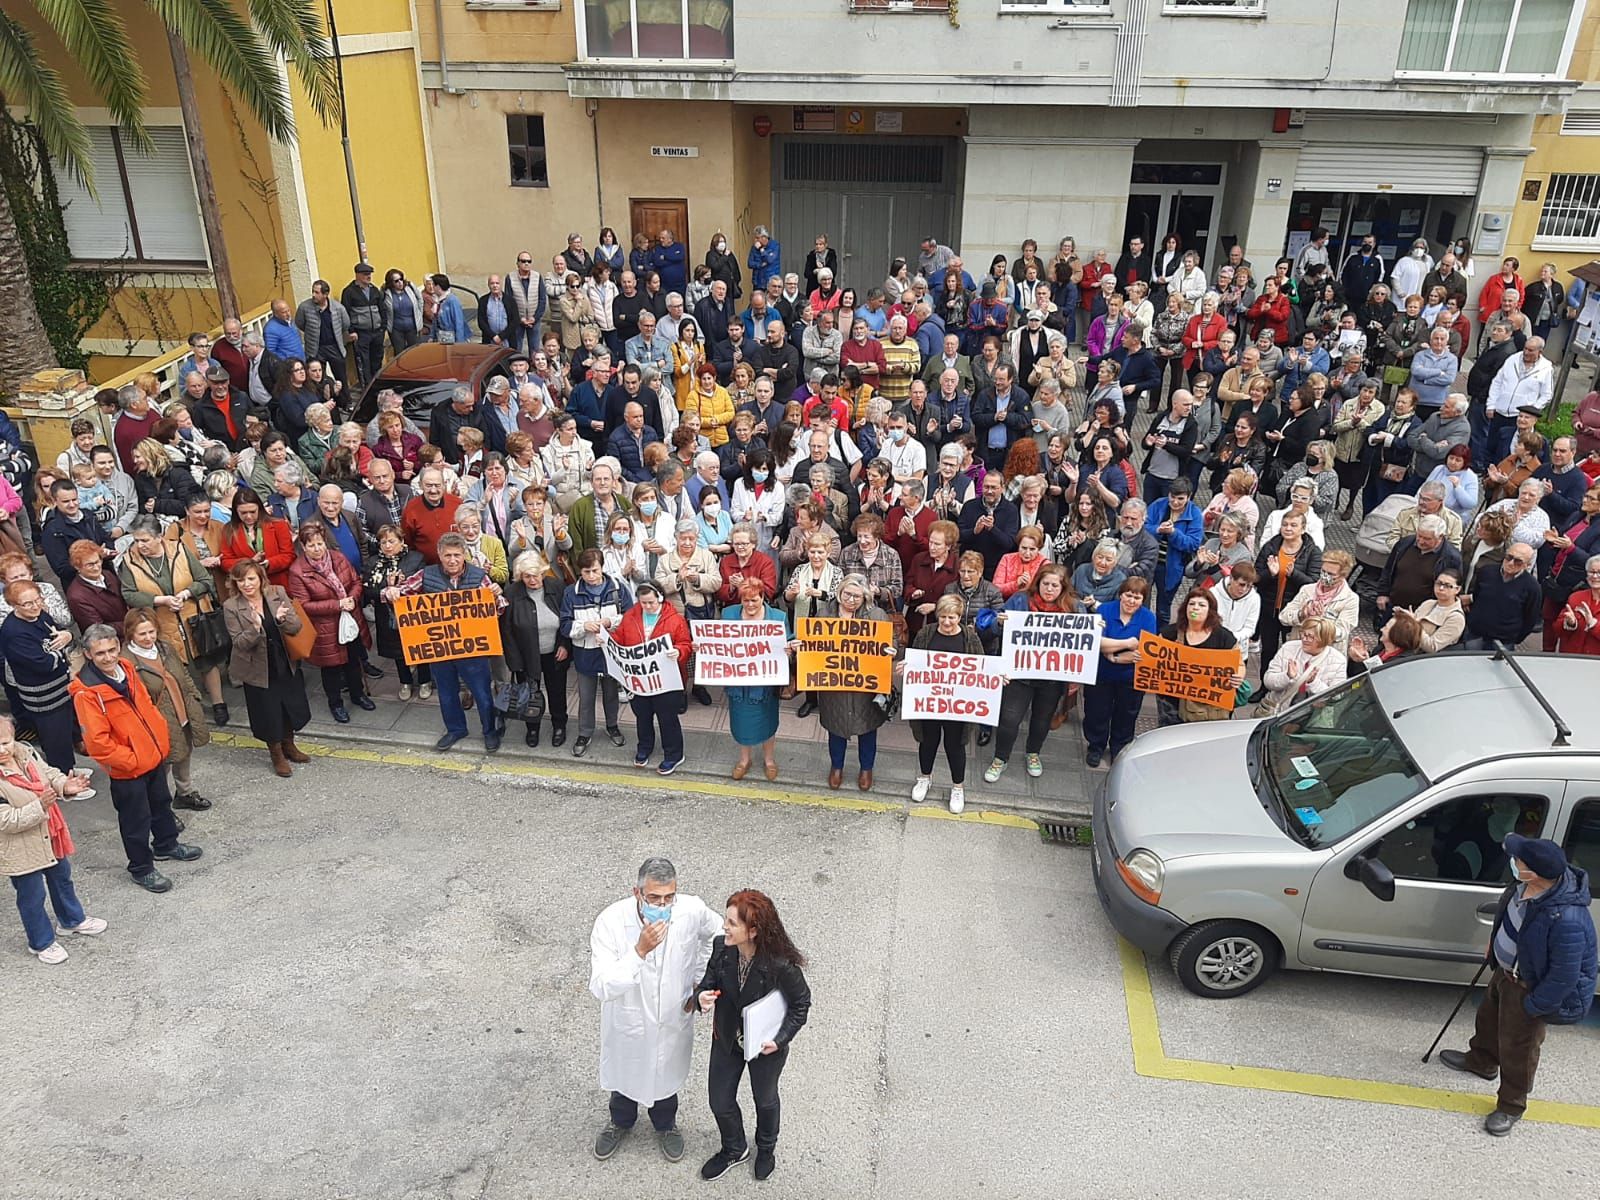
33,942,68,964
62,916,107,936
418,683,434,700
910,775,931,803
948,786,965,814
398,684,413,701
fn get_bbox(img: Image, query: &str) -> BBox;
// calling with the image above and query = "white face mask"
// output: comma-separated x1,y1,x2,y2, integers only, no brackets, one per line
1412,248,1426,259
715,241,727,252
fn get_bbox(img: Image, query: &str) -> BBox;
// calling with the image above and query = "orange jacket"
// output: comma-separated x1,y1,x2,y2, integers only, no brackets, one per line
68,660,171,780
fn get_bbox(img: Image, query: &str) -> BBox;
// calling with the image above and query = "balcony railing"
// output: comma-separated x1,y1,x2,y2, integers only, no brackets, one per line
848,0,950,11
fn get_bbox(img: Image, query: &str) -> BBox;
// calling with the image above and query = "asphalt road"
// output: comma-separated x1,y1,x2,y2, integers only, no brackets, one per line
3,744,1597,1199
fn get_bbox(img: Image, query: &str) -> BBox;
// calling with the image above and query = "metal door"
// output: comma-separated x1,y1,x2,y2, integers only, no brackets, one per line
1297,782,1561,983
842,194,893,291
771,136,959,294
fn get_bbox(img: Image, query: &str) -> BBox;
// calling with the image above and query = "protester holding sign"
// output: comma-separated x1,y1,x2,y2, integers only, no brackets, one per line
1084,577,1159,768
719,579,788,782
611,582,692,775
382,533,502,754
1155,588,1244,726
902,596,985,813
813,575,894,791
558,548,632,758
986,565,1081,782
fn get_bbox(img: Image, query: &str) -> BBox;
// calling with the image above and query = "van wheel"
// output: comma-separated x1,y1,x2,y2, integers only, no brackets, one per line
1169,921,1280,998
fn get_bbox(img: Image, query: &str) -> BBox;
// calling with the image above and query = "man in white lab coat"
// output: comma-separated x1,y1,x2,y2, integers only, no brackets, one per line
590,856,721,1163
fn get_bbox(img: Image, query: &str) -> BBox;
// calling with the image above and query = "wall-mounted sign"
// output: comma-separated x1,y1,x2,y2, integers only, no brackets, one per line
1522,179,1543,202
874,110,903,134
753,115,773,137
793,105,836,133
650,146,699,159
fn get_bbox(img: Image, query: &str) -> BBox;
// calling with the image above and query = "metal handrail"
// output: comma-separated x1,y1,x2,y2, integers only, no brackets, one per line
94,301,275,400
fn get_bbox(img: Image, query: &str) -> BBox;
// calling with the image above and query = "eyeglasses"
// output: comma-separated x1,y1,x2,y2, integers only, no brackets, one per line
517,258,532,264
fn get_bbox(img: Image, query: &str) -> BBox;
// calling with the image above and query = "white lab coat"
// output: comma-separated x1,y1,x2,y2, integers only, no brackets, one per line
589,893,721,1103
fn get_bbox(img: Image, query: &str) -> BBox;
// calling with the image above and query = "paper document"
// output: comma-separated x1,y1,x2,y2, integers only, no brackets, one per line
741,989,788,1061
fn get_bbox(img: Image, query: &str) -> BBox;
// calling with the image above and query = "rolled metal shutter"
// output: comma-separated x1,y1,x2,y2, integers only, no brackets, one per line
1293,144,1484,195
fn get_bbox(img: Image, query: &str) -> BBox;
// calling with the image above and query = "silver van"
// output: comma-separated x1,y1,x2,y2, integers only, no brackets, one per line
1092,651,1600,998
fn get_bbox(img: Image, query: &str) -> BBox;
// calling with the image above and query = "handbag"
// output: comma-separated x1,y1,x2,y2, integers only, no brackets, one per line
493,678,546,723
337,610,360,644
1379,463,1407,482
184,594,231,659
1382,364,1411,387
282,598,317,662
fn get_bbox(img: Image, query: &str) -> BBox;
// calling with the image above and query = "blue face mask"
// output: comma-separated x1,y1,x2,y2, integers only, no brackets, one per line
611,530,630,546
752,470,769,484
639,500,659,517
640,899,673,924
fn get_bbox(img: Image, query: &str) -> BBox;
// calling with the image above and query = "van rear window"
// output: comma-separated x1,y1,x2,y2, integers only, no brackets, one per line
1259,678,1428,847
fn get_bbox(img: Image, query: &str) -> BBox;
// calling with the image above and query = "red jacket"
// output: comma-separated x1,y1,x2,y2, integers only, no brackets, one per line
69,660,170,780
287,549,370,668
1182,312,1228,371
1477,272,1525,320
612,600,693,685
717,550,778,604
401,493,462,563
885,503,936,570
1247,293,1292,346
840,337,887,381
221,519,296,589
1558,588,1600,657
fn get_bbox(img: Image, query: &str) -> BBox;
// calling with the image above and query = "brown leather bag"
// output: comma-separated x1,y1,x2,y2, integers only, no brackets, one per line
282,599,317,662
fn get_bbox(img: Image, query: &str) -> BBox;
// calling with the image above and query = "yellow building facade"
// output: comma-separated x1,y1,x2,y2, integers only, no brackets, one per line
10,0,440,383
1505,1,1600,295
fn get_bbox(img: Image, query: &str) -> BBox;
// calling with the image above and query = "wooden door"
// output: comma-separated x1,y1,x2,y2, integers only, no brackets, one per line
630,198,689,253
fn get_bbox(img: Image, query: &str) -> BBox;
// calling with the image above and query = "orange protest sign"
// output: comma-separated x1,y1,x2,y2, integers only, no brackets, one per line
795,616,895,694
395,587,504,666
1132,632,1241,711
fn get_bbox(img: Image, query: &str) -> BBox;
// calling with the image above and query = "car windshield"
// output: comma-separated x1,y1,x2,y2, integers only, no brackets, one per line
385,378,468,418
1257,676,1428,848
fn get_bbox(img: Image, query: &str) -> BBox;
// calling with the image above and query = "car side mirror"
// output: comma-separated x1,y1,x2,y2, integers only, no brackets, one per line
1345,852,1396,902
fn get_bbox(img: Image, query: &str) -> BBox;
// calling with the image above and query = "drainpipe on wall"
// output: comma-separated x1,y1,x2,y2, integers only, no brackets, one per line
588,98,604,229
435,0,464,95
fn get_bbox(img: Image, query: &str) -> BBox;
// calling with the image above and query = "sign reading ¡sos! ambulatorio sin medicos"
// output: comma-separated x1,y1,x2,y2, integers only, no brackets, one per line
394,588,503,666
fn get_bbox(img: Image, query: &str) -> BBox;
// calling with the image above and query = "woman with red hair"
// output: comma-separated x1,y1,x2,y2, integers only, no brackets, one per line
693,889,812,1183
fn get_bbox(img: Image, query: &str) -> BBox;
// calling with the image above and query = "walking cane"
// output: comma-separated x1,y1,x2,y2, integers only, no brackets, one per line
1421,960,1490,1063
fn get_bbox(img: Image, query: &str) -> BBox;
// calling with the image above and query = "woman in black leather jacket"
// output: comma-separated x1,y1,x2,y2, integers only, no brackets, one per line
692,889,812,1183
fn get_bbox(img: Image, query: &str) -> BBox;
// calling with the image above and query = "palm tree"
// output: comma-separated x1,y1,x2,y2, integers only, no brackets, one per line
0,0,338,394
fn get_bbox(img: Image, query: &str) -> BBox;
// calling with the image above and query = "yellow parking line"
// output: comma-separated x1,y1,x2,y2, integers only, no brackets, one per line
209,732,1039,828
1119,938,1600,1128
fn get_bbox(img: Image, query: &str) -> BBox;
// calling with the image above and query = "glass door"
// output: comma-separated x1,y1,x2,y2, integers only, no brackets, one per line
1171,193,1216,270
1123,194,1163,257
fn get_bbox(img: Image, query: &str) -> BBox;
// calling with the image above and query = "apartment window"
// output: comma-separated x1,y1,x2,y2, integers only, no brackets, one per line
578,0,734,60
1164,0,1264,11
1534,173,1600,248
848,0,950,10
1397,0,1577,78
51,126,206,266
999,0,1112,11
507,115,549,188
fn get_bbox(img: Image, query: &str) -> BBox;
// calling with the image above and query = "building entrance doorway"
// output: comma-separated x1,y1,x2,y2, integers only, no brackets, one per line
1123,163,1227,273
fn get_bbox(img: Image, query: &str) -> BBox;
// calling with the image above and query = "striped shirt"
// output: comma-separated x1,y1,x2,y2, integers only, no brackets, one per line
1493,890,1526,973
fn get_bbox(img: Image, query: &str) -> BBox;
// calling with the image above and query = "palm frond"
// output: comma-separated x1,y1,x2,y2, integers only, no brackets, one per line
31,0,151,151
0,12,99,187
146,0,295,141
247,0,340,128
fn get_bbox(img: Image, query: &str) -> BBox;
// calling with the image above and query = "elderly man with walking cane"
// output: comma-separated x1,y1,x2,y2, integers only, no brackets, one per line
1433,834,1596,1136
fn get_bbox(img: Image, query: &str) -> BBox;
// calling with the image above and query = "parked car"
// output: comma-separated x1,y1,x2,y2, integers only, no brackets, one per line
1094,650,1599,998
352,343,515,424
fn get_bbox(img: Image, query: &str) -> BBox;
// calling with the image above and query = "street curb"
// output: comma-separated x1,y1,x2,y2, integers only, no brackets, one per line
210,727,1091,829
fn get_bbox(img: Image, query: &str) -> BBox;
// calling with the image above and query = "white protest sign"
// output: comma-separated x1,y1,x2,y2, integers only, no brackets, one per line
1001,609,1101,684
602,631,683,697
899,649,1004,726
691,620,789,687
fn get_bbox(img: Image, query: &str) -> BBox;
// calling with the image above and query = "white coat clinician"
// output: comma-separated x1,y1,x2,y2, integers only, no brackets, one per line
589,855,721,1164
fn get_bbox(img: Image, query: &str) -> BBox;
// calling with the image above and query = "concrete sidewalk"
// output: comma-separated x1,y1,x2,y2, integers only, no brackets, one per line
243,674,1097,823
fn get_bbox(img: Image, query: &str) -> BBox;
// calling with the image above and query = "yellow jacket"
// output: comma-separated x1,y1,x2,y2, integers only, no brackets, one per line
693,383,735,447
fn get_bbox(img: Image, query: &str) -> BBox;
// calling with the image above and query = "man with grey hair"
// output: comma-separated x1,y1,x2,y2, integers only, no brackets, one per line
590,856,721,1164
1407,391,1471,484
659,293,686,344
1115,497,1159,585
747,224,781,291
112,381,161,473
1388,478,1465,549
1462,539,1540,650
1377,511,1463,618
270,460,317,529
568,456,630,555
428,380,506,466
240,328,279,410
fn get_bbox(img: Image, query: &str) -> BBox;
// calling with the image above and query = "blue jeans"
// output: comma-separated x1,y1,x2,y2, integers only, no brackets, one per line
433,657,495,738
11,857,86,951
611,1090,677,1132
828,730,878,772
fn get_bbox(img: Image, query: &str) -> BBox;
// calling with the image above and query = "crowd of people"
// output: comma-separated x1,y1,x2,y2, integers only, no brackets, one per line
4,223,1599,964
